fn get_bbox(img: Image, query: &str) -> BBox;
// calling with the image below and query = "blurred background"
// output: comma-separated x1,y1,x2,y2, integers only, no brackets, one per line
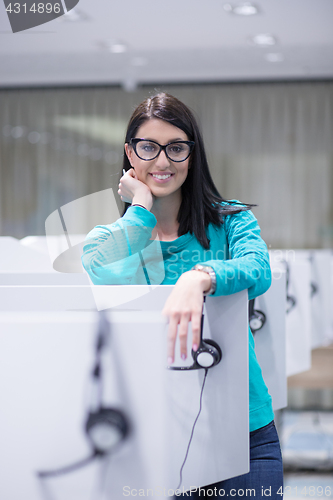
1,0,333,495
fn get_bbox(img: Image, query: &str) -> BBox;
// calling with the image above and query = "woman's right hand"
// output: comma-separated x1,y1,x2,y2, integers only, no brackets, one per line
118,168,154,211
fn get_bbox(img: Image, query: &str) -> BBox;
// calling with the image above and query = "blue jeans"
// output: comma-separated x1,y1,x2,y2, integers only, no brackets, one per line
176,420,283,499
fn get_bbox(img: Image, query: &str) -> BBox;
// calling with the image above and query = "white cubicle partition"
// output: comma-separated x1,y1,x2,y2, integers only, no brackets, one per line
331,256,333,342
0,285,96,311
309,250,332,347
20,234,88,273
0,284,169,312
20,235,53,255
0,273,89,286
0,236,89,285
0,311,167,500
89,286,250,490
270,252,312,377
0,289,249,499
0,237,54,272
159,290,250,491
253,272,287,411
296,250,332,348
0,284,179,312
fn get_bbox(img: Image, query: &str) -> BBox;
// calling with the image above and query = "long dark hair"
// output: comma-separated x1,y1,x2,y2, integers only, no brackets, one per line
123,92,253,249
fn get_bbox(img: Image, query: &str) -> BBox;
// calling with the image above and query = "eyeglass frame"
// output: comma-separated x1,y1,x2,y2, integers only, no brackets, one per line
129,138,195,162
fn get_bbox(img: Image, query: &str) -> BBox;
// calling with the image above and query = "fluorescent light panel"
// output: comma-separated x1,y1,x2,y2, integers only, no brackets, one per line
223,3,259,15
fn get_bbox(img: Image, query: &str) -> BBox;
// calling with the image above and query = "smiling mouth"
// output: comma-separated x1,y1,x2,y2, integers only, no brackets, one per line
150,173,174,180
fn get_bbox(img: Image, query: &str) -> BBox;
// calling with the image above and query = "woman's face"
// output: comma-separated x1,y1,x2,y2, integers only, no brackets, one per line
125,118,191,200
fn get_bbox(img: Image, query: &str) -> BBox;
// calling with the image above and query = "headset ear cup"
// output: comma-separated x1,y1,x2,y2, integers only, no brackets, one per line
249,310,266,333
85,408,129,455
203,339,222,365
193,339,222,368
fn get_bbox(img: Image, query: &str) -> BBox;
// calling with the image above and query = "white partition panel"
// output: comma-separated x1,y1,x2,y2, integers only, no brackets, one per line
285,260,312,376
253,272,287,411
0,236,54,272
92,287,250,492
296,250,333,348
310,250,333,347
0,285,173,312
0,289,249,499
0,273,89,286
270,252,312,377
0,285,96,311
20,235,51,256
0,311,167,500
331,256,333,342
165,291,249,490
20,235,88,274
0,285,169,312
0,236,89,285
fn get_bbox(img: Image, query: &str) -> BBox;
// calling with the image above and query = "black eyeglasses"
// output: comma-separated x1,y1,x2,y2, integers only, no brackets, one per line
129,138,195,162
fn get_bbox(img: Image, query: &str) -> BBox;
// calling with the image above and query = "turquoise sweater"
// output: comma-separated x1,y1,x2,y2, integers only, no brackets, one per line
82,204,274,432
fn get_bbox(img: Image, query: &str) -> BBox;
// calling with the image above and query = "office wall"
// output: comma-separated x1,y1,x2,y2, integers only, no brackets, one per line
1,81,332,248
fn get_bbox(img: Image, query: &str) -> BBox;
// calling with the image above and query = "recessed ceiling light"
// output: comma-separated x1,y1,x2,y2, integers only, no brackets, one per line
131,57,148,67
56,9,90,22
97,40,128,53
249,34,277,46
223,3,259,15
109,43,127,54
265,53,284,62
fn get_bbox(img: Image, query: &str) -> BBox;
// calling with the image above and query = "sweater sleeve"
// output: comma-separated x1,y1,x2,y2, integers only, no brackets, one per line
81,206,164,285
201,208,272,300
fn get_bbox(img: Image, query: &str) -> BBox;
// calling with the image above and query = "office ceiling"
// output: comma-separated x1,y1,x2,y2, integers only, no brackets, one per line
0,0,332,88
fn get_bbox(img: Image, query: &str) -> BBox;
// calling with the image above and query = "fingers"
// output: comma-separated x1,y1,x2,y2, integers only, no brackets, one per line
118,174,153,209
166,314,179,365
117,181,128,203
164,310,199,364
118,169,136,203
191,310,202,352
163,273,205,365
166,312,190,364
128,168,137,179
178,312,191,360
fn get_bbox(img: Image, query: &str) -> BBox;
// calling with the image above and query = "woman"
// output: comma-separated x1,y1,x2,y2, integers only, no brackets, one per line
82,92,283,498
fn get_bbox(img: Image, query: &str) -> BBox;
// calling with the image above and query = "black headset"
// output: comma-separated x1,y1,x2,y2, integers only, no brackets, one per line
310,281,318,298
37,311,130,478
248,298,266,334
84,312,129,456
282,259,297,314
168,302,222,371
309,252,319,298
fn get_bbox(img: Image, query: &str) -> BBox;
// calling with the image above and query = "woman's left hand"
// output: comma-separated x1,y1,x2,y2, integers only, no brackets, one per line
162,270,211,364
